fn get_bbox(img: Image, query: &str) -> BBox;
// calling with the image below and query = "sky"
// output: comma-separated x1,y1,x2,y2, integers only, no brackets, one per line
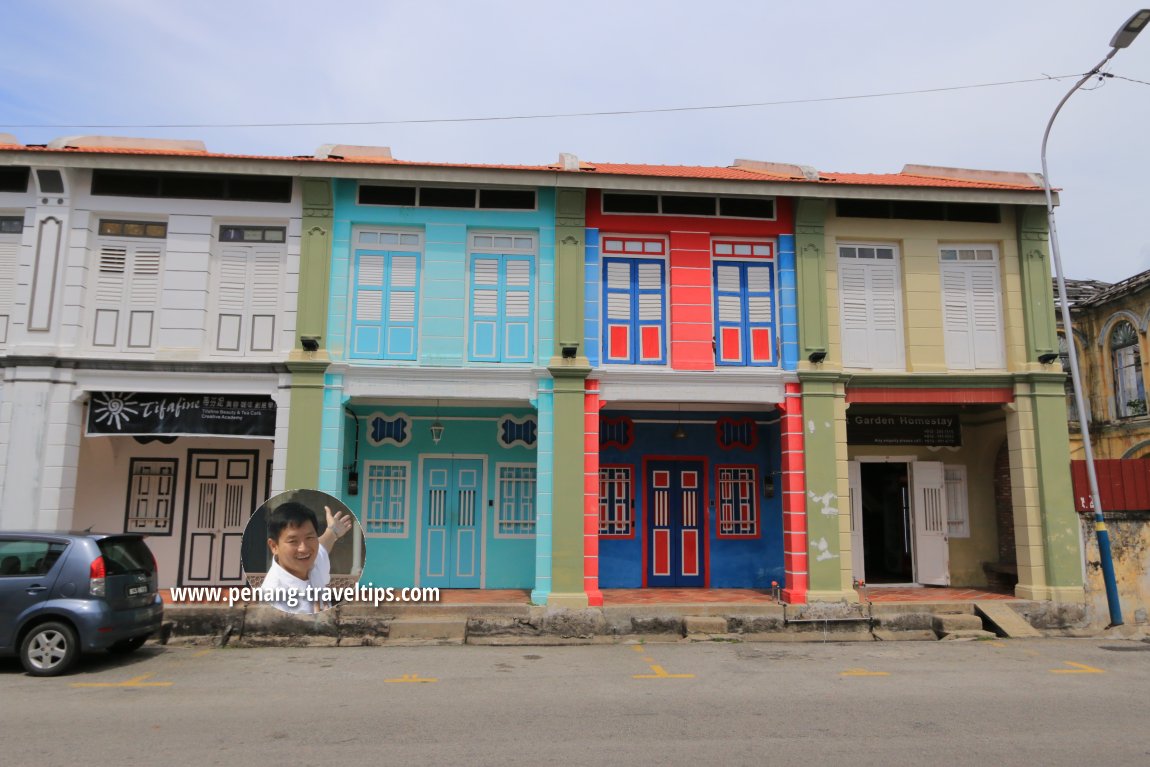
2,0,1149,283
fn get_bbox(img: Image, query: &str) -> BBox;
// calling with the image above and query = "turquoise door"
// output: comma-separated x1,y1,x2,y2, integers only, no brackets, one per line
422,458,483,588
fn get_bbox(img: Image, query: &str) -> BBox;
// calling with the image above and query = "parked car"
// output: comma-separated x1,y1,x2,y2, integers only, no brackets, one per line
0,531,163,676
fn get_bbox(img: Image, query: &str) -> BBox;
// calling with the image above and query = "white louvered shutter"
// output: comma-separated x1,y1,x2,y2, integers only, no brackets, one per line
93,245,128,346
716,265,741,324
605,260,631,322
838,262,870,367
970,267,1005,369
250,247,281,351
868,263,902,369
0,237,18,343
216,247,248,351
942,267,973,369
127,245,161,348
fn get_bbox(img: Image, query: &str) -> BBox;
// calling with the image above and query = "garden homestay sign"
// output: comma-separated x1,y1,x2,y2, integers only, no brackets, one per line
86,392,276,437
847,413,961,447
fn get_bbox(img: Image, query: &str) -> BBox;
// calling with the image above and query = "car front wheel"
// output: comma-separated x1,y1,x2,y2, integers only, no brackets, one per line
20,621,80,677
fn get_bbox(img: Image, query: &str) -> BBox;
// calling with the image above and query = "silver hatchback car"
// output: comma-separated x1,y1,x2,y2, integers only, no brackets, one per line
0,532,163,676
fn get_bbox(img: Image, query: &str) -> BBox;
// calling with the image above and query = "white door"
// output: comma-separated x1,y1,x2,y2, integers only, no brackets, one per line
848,461,865,583
910,461,950,586
181,452,258,586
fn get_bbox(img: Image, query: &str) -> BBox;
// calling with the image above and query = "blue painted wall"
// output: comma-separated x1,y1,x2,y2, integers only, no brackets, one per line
598,410,784,589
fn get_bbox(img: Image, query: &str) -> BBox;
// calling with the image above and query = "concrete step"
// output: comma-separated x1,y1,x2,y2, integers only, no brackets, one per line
683,615,729,635
976,601,1042,638
388,618,468,642
931,613,985,636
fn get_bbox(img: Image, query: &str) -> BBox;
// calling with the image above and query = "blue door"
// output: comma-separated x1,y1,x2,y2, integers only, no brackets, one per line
646,460,705,587
422,458,483,588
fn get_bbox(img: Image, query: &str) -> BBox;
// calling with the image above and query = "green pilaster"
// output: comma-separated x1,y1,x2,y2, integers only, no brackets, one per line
1024,372,1085,599
795,198,828,359
285,178,333,490
800,372,855,600
1017,205,1058,360
548,188,592,607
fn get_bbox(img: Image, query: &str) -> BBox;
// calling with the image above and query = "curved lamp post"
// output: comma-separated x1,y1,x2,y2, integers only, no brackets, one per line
1042,8,1150,628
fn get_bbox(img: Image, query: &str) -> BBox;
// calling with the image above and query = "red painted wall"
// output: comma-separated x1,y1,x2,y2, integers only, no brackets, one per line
587,190,794,371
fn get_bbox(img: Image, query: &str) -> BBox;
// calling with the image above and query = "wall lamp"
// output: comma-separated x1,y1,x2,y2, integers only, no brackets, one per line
561,343,579,360
1037,352,1060,365
300,335,321,352
808,350,827,364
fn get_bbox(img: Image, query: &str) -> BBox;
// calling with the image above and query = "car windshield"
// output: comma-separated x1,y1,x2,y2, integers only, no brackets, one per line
98,538,155,576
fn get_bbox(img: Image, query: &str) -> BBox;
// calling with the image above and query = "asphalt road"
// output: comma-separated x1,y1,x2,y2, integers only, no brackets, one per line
2,637,1148,767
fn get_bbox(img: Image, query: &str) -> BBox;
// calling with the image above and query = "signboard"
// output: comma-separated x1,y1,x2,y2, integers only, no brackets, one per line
86,392,276,438
847,414,960,447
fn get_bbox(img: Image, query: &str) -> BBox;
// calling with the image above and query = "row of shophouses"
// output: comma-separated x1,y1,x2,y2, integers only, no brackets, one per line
0,134,1087,610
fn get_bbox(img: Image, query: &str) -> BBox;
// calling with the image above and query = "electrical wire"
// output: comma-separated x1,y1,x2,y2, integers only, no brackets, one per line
0,72,1092,131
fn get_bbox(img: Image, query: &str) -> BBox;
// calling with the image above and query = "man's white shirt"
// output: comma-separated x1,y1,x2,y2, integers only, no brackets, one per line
260,545,331,614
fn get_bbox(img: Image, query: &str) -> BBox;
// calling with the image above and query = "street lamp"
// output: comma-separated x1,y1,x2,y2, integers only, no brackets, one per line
1041,8,1150,628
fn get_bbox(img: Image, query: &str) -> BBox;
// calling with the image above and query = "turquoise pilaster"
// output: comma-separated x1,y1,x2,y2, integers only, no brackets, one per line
531,379,555,604
779,233,798,370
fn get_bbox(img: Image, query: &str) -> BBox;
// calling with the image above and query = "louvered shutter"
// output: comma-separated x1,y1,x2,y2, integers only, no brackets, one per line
969,267,1004,369
216,246,248,351
470,256,501,360
249,246,281,351
126,245,161,348
635,260,665,363
352,253,386,357
0,236,18,343
385,254,418,359
93,245,127,347
603,258,634,362
745,262,774,364
714,263,744,364
838,262,870,367
502,256,533,362
868,263,902,369
941,267,973,369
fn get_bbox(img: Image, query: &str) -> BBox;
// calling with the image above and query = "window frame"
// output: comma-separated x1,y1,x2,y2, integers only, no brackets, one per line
362,460,411,538
601,236,669,366
89,219,168,351
712,239,777,367
467,232,538,364
495,463,537,539
349,228,424,361
123,458,178,535
1110,320,1147,419
939,244,1006,371
836,241,906,371
715,464,761,539
598,464,636,539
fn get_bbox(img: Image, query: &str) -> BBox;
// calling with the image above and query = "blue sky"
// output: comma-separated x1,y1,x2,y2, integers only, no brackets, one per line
2,0,1149,282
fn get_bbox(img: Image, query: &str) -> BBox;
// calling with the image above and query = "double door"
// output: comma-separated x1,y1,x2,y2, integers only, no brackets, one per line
422,458,483,588
181,451,259,586
646,460,706,587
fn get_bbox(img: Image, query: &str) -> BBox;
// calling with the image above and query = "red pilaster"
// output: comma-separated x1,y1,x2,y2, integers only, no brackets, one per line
780,381,808,604
583,379,603,606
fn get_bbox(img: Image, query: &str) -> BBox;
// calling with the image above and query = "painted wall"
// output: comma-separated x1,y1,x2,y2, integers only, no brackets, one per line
583,190,797,371
1082,512,1150,628
73,434,275,589
343,405,537,589
326,181,556,366
597,410,784,588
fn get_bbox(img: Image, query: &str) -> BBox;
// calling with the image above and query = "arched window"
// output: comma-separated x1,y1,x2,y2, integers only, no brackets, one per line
1111,321,1146,418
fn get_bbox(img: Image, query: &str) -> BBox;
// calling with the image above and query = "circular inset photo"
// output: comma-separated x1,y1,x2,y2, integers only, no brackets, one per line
241,489,366,615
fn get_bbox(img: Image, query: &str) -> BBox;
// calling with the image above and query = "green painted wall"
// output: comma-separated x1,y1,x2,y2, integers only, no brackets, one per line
1017,205,1058,360
284,178,333,490
548,188,591,605
795,198,828,359
800,373,851,596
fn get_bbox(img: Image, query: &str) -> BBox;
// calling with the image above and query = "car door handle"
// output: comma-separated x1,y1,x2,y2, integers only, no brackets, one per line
26,585,46,594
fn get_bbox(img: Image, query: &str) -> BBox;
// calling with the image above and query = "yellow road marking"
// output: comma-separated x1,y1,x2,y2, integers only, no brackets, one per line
631,645,645,653
191,649,212,658
841,668,890,677
385,673,439,683
1050,661,1104,674
642,656,655,662
987,641,1006,648
634,664,694,679
72,673,173,688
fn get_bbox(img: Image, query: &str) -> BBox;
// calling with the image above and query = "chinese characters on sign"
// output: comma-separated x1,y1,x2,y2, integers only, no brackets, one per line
86,392,276,437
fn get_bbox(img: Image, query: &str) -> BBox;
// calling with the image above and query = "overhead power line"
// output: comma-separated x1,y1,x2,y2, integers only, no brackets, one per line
0,72,1095,130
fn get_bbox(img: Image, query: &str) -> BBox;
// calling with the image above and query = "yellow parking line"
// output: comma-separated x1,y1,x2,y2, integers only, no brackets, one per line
72,673,173,688
385,673,438,683
1050,661,1104,674
634,664,694,679
841,668,890,677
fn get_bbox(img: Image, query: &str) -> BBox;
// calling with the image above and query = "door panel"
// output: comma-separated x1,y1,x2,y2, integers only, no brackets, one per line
422,458,483,588
181,452,258,586
848,461,865,583
646,460,705,587
911,461,950,586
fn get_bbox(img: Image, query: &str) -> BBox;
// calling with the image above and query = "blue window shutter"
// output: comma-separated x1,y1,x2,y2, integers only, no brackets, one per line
603,257,665,365
744,262,775,366
469,253,535,363
713,260,776,367
384,253,419,360
352,251,386,358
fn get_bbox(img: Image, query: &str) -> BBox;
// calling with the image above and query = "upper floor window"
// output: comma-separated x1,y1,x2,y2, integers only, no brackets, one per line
469,234,535,363
350,229,422,360
92,170,291,203
602,193,775,220
1112,320,1146,418
838,244,905,370
713,241,776,366
602,237,666,365
940,246,1005,370
91,219,166,350
0,216,20,344
358,184,536,210
0,167,30,193
213,225,287,354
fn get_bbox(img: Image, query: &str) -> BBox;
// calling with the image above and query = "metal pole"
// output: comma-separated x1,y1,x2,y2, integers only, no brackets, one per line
1040,49,1123,628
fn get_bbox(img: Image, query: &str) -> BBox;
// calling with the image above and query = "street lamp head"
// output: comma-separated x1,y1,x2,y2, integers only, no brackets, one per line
1111,9,1150,49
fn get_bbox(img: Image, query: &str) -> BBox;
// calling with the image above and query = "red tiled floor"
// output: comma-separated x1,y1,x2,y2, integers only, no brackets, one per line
601,588,777,605
857,586,1016,602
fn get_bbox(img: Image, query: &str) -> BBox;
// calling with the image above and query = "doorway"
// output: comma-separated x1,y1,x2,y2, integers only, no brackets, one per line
645,459,706,587
421,457,484,588
860,462,912,583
